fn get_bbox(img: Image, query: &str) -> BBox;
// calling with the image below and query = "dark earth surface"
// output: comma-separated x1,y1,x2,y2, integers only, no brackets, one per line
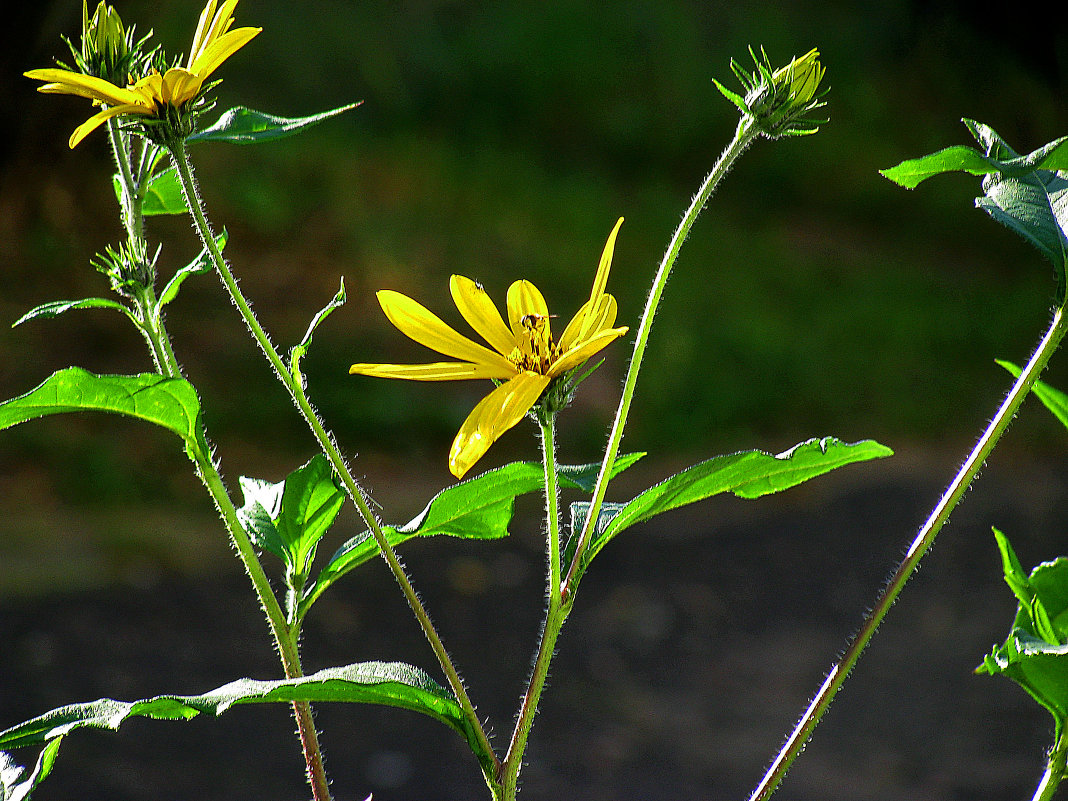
3,445,1068,801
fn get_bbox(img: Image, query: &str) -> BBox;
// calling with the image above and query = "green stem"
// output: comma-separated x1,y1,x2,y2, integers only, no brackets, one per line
748,305,1068,801
501,413,564,798
562,119,759,598
1033,735,1068,801
167,139,499,786
109,126,332,801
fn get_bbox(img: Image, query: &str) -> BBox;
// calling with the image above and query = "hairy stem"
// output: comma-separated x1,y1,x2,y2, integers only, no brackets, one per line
110,125,332,801
167,139,500,787
1033,735,1068,801
563,119,758,597
749,305,1068,801
501,413,564,798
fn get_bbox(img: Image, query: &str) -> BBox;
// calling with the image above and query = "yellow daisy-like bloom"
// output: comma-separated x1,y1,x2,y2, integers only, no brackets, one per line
350,218,630,478
25,0,261,148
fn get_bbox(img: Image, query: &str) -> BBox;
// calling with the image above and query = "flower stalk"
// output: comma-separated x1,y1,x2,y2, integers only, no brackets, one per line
165,137,501,787
748,304,1068,801
105,119,333,801
563,118,760,599
500,411,565,799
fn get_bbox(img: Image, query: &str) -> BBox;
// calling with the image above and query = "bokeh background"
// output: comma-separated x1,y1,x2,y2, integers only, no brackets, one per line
2,1,1068,799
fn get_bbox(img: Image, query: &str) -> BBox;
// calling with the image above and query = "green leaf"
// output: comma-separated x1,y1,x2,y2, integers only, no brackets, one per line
0,662,474,756
0,369,203,448
11,298,134,329
573,437,893,569
976,169,1068,301
556,452,646,492
238,454,344,576
979,531,1068,739
112,167,189,217
303,454,645,613
291,279,347,368
879,145,1010,190
997,360,1068,431
158,230,227,308
1,740,63,801
880,121,1068,189
188,103,360,145
880,120,1068,301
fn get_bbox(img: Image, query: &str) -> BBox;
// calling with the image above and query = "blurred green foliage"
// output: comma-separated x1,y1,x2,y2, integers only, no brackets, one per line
3,0,1067,548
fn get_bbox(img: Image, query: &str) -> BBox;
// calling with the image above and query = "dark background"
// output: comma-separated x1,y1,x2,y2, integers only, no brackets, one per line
2,1,1068,799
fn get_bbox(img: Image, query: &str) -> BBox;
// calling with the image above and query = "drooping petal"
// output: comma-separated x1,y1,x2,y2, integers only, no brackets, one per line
26,68,145,106
189,26,261,81
506,280,549,339
450,275,516,356
348,361,514,381
68,103,151,148
559,294,618,351
448,372,551,478
548,325,629,377
376,290,517,373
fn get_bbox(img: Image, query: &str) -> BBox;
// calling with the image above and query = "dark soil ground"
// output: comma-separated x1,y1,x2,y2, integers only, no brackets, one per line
3,445,1067,801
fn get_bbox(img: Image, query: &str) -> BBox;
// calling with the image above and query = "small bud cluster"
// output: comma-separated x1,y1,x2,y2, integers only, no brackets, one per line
91,239,159,297
61,0,156,88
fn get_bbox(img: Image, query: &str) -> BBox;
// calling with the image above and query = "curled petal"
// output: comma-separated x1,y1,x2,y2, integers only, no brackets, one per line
450,275,516,356
348,361,514,381
160,68,205,106
449,373,551,478
376,290,516,373
549,326,628,377
506,280,549,339
559,294,617,351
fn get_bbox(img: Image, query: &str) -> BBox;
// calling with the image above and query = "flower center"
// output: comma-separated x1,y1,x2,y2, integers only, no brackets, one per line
508,314,559,374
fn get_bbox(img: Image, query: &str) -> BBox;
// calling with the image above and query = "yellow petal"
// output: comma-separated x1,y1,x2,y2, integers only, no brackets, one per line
160,68,205,106
190,26,261,81
189,0,221,66
188,0,241,67
574,217,623,343
559,294,617,351
548,326,628,377
506,280,549,340
348,361,513,381
450,275,516,356
68,104,150,148
26,68,144,106
376,290,517,373
448,372,551,478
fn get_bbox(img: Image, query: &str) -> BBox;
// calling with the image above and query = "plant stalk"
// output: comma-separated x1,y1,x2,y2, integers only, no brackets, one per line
167,139,500,785
110,124,332,801
501,413,564,798
1033,735,1068,801
563,119,758,598
748,305,1068,801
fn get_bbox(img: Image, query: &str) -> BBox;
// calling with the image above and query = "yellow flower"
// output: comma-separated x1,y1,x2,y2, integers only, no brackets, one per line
25,0,260,148
350,218,630,478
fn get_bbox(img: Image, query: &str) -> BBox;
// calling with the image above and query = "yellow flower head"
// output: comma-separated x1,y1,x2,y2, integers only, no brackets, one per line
25,0,260,147
350,218,630,478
